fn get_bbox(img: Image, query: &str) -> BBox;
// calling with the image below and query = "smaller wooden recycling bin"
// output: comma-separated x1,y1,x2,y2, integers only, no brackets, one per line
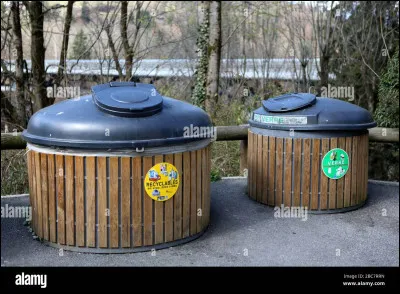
22,82,213,253
247,93,377,213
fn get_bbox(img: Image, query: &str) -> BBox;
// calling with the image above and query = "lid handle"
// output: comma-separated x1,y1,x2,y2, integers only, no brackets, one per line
109,81,137,87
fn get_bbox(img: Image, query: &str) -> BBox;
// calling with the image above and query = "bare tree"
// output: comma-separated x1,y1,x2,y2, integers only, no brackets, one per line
205,1,221,118
11,1,26,127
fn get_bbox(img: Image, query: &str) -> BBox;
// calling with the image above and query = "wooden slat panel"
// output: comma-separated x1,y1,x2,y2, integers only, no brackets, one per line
40,153,49,241
65,156,74,245
268,137,276,205
364,134,369,201
165,154,174,241
328,138,338,209
143,156,153,246
262,136,269,204
247,130,253,198
174,153,183,240
302,139,311,208
75,156,85,247
85,157,96,247
293,139,302,207
343,137,353,207
55,154,65,244
154,155,164,244
320,139,329,210
182,152,191,238
311,139,320,210
350,136,359,206
201,148,208,231
27,151,34,230
195,150,202,234
251,133,258,200
132,157,142,247
190,151,197,235
206,146,211,224
109,157,119,248
284,138,292,206
356,134,365,205
121,157,131,248
34,152,43,238
47,154,56,243
31,152,37,234
256,134,263,202
275,138,283,206
336,137,346,209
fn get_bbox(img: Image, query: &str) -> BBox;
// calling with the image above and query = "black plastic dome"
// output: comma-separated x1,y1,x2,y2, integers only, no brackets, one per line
22,82,212,149
249,93,377,131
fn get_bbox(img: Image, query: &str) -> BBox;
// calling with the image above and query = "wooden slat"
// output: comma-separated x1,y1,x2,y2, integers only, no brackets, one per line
47,154,56,243
320,139,330,210
251,133,258,200
302,139,311,208
196,150,202,234
262,136,269,204
284,138,292,206
75,156,85,247
256,134,263,202
109,157,119,248
206,146,211,224
328,138,338,209
190,151,197,235
182,152,191,238
40,153,49,241
356,134,365,205
132,157,142,247
97,157,107,248
247,130,253,198
336,137,346,209
165,154,174,241
31,152,37,234
201,148,208,231
268,137,276,205
174,153,183,240
85,157,96,247
27,151,34,229
275,138,283,206
311,139,320,210
34,152,43,238
121,157,131,248
143,156,153,246
363,134,369,201
343,137,352,207
154,155,164,244
350,136,359,206
65,155,74,245
293,139,301,207
55,155,65,244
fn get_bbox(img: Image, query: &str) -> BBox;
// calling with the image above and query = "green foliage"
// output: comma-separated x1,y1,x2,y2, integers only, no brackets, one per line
69,29,91,59
1,150,29,196
210,168,221,182
191,10,210,109
374,49,399,128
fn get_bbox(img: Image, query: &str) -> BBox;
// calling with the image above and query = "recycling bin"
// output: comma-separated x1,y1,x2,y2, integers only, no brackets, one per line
247,93,376,213
23,82,212,252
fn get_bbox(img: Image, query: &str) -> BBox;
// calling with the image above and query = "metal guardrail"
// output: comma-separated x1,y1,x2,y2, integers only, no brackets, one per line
1,126,399,150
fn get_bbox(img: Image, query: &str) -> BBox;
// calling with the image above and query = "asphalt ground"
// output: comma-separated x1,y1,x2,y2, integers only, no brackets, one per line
1,178,398,266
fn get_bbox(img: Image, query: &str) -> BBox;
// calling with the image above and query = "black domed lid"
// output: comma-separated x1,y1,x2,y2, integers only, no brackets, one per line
249,93,377,131
22,82,212,149
92,82,163,117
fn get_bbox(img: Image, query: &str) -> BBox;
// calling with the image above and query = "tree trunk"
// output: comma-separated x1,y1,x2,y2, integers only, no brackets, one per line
205,1,221,120
56,1,74,86
121,1,133,81
105,25,123,79
11,1,27,128
26,1,47,112
318,53,329,92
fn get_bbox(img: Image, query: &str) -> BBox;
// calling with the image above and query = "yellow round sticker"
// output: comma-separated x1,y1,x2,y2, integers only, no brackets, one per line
144,162,179,201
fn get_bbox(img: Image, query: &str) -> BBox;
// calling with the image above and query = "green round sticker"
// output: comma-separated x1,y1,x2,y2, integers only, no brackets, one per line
322,148,349,179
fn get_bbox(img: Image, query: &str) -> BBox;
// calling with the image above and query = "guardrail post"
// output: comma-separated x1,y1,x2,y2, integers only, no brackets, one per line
240,139,248,176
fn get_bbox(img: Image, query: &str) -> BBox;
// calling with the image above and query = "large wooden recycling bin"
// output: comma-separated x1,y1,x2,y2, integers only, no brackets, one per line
247,93,377,213
23,82,212,253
